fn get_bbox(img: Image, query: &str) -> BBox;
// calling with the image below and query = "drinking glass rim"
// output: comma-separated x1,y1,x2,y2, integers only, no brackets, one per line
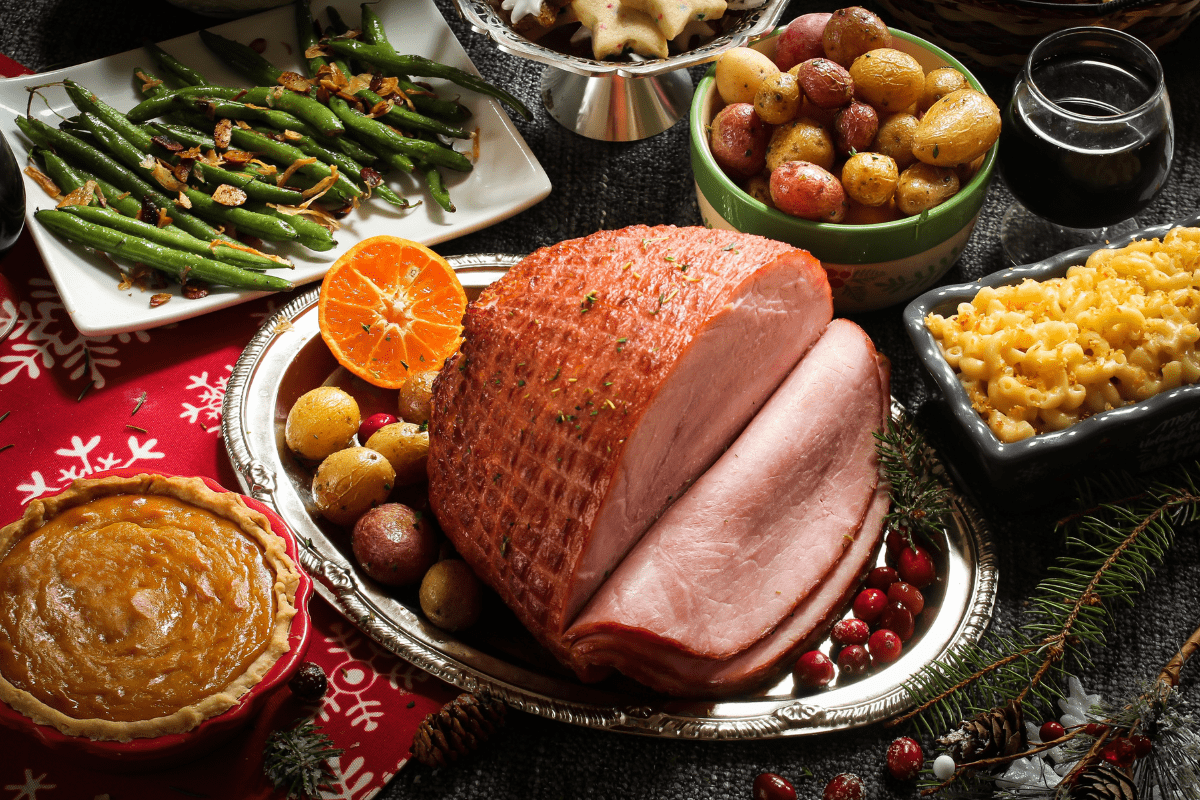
1023,26,1167,123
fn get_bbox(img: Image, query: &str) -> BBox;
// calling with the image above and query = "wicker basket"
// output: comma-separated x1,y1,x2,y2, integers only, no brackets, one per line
875,0,1200,71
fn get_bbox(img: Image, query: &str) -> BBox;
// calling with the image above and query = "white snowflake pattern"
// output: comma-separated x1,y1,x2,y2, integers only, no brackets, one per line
320,755,376,800
180,364,231,433
0,278,150,391
16,434,166,505
4,769,56,800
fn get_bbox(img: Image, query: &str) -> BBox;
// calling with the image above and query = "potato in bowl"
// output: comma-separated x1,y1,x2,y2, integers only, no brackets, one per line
690,24,998,312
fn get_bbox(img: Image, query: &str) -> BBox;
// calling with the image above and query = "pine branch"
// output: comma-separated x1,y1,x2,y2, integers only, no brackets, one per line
901,460,1200,744
262,721,344,800
875,415,954,549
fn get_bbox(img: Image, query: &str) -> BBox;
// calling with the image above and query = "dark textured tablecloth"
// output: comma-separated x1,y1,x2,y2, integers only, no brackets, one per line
2,2,1199,798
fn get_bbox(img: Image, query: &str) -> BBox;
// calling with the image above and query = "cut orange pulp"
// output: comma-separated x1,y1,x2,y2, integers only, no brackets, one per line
318,236,467,389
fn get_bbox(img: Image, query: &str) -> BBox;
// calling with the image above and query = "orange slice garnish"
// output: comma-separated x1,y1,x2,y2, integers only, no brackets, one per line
317,236,467,389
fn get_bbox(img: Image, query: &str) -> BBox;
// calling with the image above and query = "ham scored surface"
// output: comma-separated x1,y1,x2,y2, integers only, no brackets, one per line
427,226,832,672
566,320,888,694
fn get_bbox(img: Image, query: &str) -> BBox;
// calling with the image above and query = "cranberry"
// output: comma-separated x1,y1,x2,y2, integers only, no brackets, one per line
288,661,328,703
794,650,836,689
1102,738,1136,768
869,629,903,664
831,618,870,646
836,645,871,678
878,601,915,641
359,412,398,442
1129,733,1152,757
866,566,899,590
1039,721,1066,742
754,772,797,800
1083,722,1109,737
885,528,911,556
887,582,925,615
852,588,887,622
823,773,865,800
886,736,924,780
897,545,937,589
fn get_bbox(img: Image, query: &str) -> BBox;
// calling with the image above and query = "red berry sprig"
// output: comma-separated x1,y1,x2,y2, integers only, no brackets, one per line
822,773,865,800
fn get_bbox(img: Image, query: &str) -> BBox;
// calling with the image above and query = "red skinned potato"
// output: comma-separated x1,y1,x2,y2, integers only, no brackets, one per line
351,503,439,587
834,101,878,155
795,58,854,109
774,13,832,71
770,160,848,222
822,7,891,68
710,103,770,179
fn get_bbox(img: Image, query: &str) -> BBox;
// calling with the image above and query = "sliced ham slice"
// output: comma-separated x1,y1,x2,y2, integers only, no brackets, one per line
569,485,889,696
564,320,887,693
428,226,832,670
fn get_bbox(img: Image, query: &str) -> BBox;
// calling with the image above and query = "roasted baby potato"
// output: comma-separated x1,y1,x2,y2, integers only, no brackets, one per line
834,101,879,156
920,67,970,112
849,48,925,113
397,371,437,425
770,160,849,222
285,386,361,463
822,6,891,67
841,151,899,207
794,58,854,109
766,117,836,172
896,162,960,215
872,112,919,170
312,446,396,527
716,47,779,105
754,72,803,125
365,421,430,486
912,88,1001,167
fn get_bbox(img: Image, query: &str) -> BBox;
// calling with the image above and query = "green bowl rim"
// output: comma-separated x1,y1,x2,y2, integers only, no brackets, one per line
689,28,999,263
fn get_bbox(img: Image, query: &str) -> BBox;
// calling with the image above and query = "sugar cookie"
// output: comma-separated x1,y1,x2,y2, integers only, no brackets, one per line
623,0,726,40
571,0,669,59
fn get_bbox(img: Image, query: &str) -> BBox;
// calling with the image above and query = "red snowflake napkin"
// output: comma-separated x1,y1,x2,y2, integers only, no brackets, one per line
0,174,457,798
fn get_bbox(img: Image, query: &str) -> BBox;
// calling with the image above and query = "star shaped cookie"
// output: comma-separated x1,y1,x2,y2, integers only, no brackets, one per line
623,0,726,40
571,0,669,59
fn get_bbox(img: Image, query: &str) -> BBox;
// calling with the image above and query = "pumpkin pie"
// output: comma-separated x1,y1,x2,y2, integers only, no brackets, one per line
0,474,301,742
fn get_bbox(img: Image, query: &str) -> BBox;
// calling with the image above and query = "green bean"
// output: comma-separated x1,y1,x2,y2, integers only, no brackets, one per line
326,100,470,171
248,202,336,251
59,205,288,271
150,120,217,150
323,40,531,120
145,42,209,87
191,161,306,205
33,147,143,218
126,85,245,123
198,29,283,87
421,163,455,213
360,3,391,47
245,124,407,207
34,209,292,292
133,66,175,100
358,87,470,139
181,188,299,242
17,116,231,244
64,79,158,152
237,86,344,139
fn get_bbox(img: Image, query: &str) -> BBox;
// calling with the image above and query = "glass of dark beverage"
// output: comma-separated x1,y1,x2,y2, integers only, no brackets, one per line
998,27,1173,265
0,128,23,257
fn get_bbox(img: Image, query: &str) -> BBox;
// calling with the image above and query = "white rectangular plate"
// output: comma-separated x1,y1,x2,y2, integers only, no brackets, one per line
0,0,550,337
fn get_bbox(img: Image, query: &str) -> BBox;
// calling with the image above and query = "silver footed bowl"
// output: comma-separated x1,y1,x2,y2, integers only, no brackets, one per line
452,0,790,78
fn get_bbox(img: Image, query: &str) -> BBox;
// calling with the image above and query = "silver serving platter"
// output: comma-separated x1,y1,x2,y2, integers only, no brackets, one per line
222,253,998,738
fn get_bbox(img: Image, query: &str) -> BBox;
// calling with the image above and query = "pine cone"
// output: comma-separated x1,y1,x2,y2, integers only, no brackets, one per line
936,699,1026,762
410,692,507,768
1073,762,1138,800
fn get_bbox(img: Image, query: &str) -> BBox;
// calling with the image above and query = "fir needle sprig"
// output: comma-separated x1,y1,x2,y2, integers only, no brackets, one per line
875,414,954,550
262,720,344,800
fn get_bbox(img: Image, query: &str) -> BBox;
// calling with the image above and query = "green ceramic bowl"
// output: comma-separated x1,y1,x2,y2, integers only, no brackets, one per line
690,29,998,313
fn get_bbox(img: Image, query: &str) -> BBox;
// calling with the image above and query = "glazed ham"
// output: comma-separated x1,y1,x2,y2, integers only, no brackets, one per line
565,321,889,694
427,225,833,672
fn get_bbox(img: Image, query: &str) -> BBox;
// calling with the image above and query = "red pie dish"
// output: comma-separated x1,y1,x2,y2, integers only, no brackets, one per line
0,469,313,768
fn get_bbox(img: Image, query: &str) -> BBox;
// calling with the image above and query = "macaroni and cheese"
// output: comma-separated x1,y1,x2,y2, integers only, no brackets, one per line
925,227,1200,443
